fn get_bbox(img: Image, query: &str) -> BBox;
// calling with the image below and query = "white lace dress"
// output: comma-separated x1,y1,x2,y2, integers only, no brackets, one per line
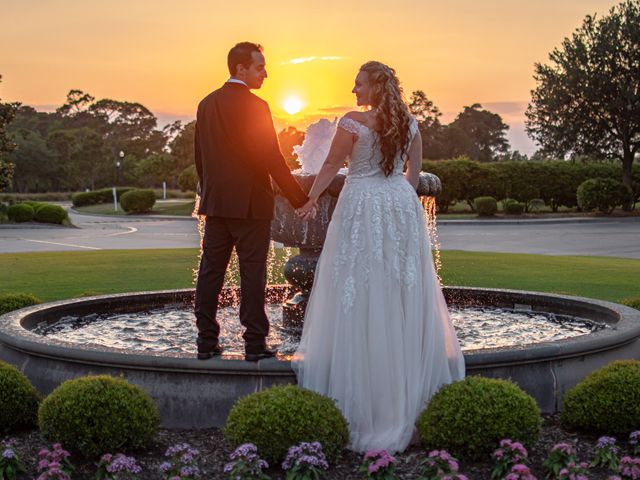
292,115,465,453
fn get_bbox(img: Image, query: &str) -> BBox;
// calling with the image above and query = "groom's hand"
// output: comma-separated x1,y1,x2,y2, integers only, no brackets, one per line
296,198,318,220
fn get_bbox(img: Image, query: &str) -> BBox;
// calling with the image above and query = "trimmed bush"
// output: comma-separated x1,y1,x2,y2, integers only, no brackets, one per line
504,200,525,215
474,196,498,217
34,204,68,224
622,296,640,310
562,360,640,434
120,189,156,214
71,188,134,207
417,376,542,459
7,203,34,222
20,200,46,212
38,375,160,457
577,178,628,213
0,293,42,315
224,385,348,464
0,361,40,432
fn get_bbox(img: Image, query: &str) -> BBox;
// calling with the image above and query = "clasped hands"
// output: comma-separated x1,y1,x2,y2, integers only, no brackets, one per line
295,197,318,220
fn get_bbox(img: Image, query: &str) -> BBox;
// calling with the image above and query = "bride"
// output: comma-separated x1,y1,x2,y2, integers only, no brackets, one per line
292,61,465,453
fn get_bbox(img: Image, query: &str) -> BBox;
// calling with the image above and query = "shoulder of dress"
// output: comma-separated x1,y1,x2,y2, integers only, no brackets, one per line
338,114,362,135
408,115,419,137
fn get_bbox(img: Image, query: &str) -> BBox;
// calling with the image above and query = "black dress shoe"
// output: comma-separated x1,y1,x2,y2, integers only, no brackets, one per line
244,346,276,362
197,344,223,360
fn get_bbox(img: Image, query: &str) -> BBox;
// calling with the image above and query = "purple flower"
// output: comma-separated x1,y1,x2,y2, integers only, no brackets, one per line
552,442,578,457
2,449,15,459
597,436,618,449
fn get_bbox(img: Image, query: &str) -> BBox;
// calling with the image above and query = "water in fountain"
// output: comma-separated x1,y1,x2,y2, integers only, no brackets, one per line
32,305,605,356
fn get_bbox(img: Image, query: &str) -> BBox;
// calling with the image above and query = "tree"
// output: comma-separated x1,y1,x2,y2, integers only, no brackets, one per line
408,90,442,129
0,75,19,191
526,0,640,194
88,99,164,158
133,153,177,188
450,104,510,161
56,89,95,117
9,129,56,192
69,127,107,190
169,120,195,173
408,90,447,159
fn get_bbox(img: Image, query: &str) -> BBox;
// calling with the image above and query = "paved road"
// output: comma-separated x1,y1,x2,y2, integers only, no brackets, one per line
0,210,201,253
438,218,640,258
1,209,639,259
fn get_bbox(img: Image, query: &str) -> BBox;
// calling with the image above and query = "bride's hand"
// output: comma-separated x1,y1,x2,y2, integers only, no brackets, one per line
296,198,318,220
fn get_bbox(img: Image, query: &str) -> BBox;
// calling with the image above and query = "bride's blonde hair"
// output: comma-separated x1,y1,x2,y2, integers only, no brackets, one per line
359,61,412,177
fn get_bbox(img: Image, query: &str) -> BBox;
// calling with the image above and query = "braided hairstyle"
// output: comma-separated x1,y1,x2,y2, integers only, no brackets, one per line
359,61,412,177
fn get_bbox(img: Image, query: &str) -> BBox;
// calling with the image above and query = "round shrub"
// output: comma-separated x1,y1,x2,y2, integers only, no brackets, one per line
34,204,68,224
224,385,348,464
504,201,525,215
7,203,34,222
72,188,134,207
577,178,628,213
0,293,42,315
120,189,156,214
38,375,160,457
417,376,542,459
474,196,498,217
562,360,640,434
71,191,102,207
0,361,40,432
622,296,640,310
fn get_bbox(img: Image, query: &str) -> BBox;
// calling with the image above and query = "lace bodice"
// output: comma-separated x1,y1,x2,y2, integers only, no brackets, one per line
338,116,419,178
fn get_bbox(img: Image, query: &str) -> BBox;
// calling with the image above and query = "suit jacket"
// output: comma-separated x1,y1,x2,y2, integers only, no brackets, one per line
194,82,308,219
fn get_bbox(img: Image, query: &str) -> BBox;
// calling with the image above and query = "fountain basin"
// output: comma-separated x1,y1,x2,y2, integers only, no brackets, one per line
1,287,639,428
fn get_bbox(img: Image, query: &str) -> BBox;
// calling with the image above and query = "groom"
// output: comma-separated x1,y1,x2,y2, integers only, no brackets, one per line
194,42,308,361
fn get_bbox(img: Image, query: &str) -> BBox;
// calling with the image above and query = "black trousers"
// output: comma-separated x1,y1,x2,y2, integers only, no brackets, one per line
194,216,271,351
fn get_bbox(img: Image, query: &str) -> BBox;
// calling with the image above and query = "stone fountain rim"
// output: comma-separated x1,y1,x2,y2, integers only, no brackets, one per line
1,287,638,373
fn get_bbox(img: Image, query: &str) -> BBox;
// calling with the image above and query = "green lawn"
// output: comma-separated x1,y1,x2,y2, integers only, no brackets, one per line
1,249,637,304
75,201,196,217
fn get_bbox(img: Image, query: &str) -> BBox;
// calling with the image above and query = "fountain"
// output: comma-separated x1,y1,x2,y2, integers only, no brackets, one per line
1,120,639,428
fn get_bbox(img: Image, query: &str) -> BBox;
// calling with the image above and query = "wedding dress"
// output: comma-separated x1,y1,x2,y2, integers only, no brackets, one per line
292,115,465,453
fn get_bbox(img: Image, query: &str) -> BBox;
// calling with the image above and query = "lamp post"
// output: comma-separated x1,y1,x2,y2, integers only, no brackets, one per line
116,151,124,186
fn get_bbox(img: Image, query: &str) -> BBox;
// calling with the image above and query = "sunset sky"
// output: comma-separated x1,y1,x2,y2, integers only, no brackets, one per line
0,0,622,154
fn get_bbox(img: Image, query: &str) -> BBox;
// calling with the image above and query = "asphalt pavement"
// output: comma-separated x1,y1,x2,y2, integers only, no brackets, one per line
1,207,639,259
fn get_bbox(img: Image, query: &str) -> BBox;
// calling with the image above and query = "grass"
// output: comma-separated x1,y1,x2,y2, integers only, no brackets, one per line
75,200,195,217
0,249,637,304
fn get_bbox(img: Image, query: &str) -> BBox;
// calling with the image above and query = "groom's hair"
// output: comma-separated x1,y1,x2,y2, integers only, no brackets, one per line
228,42,263,75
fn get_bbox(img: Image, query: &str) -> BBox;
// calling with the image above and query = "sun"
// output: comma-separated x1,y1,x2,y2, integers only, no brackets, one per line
283,96,304,115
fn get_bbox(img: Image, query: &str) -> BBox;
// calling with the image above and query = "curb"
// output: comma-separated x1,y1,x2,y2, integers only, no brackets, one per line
438,216,640,226
69,208,197,221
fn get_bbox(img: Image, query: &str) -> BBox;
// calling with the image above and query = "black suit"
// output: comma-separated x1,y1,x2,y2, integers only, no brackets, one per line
194,82,308,352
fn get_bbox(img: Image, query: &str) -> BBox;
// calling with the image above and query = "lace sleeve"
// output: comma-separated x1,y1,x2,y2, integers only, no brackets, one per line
409,116,419,141
338,117,361,135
